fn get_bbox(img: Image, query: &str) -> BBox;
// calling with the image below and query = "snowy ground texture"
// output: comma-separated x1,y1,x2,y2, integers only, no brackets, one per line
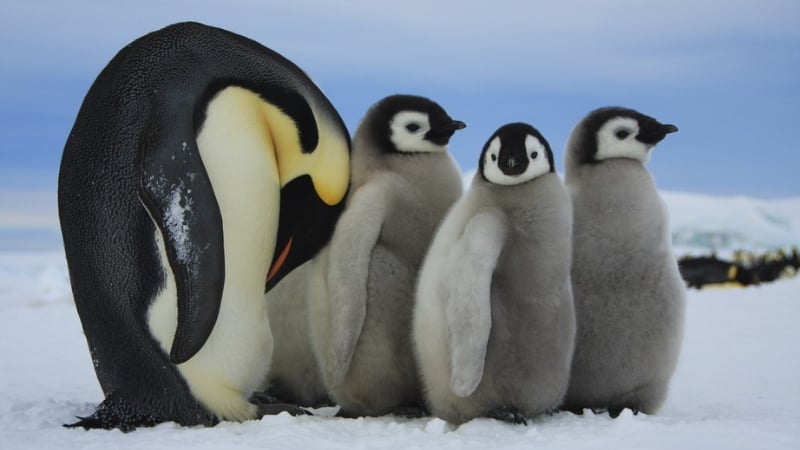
0,188,800,450
1,190,799,449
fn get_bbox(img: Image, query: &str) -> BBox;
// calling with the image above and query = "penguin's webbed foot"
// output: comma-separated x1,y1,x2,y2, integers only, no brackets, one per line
487,405,528,425
256,403,312,417
64,396,164,432
251,392,311,417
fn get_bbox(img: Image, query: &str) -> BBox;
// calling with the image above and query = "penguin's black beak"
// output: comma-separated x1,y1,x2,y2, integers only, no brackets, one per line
426,119,467,145
448,120,467,131
499,145,529,176
637,123,678,145
265,174,346,293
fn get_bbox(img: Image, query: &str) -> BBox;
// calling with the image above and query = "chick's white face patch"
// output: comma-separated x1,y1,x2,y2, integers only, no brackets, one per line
482,134,551,185
389,111,446,153
596,117,651,163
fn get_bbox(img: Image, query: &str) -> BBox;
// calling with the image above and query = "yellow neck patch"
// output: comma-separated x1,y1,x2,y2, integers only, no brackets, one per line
210,86,349,207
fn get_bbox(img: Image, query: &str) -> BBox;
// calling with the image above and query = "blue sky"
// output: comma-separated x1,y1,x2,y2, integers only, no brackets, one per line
1,0,799,199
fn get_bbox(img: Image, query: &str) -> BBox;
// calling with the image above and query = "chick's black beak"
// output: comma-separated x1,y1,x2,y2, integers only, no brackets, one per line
499,145,529,176
426,119,467,145
637,123,678,145
448,120,467,131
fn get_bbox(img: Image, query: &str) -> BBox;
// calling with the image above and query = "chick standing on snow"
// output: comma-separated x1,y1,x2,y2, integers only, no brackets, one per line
261,260,331,408
561,107,685,417
309,95,466,417
413,123,575,425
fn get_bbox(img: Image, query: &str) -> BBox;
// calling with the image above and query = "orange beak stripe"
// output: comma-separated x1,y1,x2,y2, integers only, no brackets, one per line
267,236,293,283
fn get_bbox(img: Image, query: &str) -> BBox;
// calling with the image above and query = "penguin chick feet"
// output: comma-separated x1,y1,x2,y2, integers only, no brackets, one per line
334,407,362,419
564,407,586,416
487,406,528,426
543,407,560,416
392,405,429,419
250,392,311,417
601,406,640,419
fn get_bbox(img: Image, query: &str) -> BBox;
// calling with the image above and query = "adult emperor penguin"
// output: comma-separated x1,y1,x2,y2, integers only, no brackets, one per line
560,107,685,417
413,123,575,425
309,95,465,418
58,22,350,431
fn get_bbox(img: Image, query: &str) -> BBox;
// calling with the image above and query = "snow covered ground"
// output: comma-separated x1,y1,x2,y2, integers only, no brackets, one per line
1,187,799,449
1,247,798,449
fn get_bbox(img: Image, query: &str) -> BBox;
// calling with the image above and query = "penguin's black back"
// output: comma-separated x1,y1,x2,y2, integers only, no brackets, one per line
58,22,342,430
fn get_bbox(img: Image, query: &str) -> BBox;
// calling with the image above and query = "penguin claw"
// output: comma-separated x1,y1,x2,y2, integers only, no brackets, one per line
487,406,528,426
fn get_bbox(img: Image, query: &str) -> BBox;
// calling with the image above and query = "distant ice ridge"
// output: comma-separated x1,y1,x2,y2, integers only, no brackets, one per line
1,183,799,253
663,191,800,252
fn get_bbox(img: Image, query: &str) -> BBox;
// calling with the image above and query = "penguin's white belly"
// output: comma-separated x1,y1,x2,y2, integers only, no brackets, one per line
147,87,281,421
148,234,274,421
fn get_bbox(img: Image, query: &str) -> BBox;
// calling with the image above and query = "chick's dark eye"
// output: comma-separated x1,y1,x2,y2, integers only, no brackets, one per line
491,154,497,162
615,129,631,139
406,123,421,132
530,151,538,159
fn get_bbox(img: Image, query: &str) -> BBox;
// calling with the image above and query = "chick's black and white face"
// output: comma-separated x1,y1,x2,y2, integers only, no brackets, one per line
595,117,652,163
482,125,553,185
575,107,677,167
363,95,465,156
389,111,445,153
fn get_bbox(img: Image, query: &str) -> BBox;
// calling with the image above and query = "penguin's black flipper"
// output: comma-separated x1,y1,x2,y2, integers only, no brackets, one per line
137,117,225,365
